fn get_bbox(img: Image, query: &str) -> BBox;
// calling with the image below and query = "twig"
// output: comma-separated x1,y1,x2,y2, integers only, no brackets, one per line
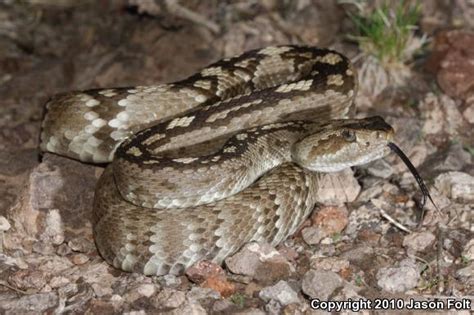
378,207,412,233
436,223,445,294
268,13,303,43
0,281,30,295
164,0,220,34
412,255,432,273
371,198,412,233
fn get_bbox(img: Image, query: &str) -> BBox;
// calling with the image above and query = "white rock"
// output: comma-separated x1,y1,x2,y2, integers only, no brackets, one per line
301,226,326,245
455,262,474,286
366,159,394,178
462,238,474,261
376,258,419,293
167,302,207,315
463,101,474,124
421,93,465,136
153,288,185,309
137,283,157,297
259,280,299,306
403,231,436,252
314,169,361,205
225,242,291,279
41,209,65,245
0,216,11,231
301,270,343,299
435,172,474,202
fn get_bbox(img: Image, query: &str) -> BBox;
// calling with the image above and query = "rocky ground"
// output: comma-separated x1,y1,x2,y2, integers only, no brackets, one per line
0,1,473,314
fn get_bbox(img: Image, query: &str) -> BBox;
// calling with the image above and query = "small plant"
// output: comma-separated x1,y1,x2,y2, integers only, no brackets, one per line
463,145,474,157
461,255,470,265
343,0,424,65
418,275,439,291
339,1,427,102
230,292,246,307
331,232,342,243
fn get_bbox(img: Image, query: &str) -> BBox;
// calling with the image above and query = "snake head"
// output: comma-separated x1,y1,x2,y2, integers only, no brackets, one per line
292,116,394,172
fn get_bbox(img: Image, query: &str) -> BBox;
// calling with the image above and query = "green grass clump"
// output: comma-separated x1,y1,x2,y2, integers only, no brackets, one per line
230,292,246,307
346,1,422,64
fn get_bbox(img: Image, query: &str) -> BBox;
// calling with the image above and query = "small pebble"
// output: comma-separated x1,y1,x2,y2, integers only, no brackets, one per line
71,253,89,265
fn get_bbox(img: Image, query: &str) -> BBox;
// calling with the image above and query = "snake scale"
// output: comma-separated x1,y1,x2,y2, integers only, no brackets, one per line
40,45,396,276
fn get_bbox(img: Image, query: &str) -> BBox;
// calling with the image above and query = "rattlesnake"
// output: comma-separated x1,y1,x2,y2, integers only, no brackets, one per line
40,45,400,275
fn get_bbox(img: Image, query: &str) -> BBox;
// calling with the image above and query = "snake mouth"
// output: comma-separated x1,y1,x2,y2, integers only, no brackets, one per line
387,142,438,224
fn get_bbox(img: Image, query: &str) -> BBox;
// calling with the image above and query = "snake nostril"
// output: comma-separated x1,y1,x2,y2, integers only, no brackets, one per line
365,141,370,147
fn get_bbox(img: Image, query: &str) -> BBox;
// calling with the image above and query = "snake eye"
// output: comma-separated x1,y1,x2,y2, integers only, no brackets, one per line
342,130,356,142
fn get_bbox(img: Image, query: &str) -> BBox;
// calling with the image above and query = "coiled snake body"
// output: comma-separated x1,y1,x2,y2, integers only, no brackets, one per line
41,46,395,275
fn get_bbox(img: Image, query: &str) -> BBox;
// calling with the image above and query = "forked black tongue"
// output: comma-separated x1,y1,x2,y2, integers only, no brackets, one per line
387,142,439,224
